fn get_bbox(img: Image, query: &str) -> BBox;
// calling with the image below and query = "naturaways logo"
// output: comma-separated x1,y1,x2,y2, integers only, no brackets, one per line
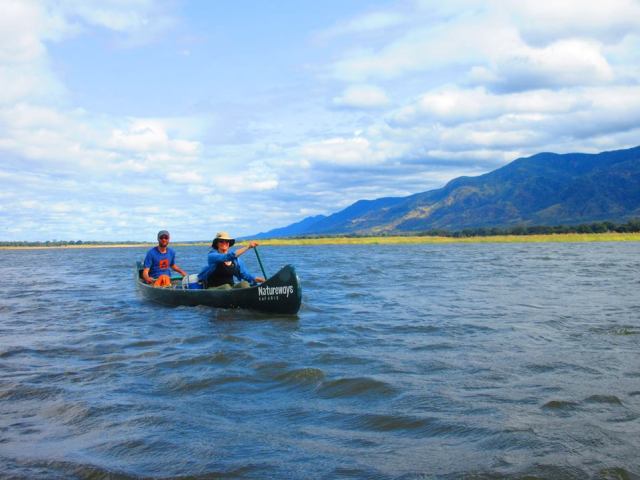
258,285,295,301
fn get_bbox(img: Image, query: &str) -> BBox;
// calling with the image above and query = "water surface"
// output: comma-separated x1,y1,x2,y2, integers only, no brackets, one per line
1,243,639,479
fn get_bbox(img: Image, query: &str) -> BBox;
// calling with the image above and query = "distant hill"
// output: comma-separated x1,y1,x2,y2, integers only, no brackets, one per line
253,146,640,238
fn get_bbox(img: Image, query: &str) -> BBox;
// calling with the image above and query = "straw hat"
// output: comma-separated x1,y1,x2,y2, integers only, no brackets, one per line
211,231,235,248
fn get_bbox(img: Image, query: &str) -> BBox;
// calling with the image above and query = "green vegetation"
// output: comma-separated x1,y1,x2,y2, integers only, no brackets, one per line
2,220,639,248
414,219,640,238
0,240,146,248
255,219,640,245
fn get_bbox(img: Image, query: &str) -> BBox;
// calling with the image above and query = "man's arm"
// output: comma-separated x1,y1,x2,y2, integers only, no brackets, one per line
172,264,187,277
142,267,153,284
236,258,264,285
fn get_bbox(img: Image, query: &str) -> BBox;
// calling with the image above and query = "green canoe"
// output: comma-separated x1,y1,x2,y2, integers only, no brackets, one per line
135,262,302,314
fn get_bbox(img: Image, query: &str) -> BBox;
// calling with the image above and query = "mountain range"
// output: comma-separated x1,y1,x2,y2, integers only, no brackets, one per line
254,146,640,238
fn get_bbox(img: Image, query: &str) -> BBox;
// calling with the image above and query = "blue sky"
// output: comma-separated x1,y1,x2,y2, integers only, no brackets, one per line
1,0,640,241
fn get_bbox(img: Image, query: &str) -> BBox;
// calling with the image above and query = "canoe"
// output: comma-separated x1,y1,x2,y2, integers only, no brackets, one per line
135,262,302,314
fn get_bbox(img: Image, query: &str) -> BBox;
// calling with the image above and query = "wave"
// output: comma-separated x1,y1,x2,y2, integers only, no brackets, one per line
316,376,397,399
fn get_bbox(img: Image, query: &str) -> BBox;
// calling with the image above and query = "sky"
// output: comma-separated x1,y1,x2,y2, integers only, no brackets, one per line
1,0,640,242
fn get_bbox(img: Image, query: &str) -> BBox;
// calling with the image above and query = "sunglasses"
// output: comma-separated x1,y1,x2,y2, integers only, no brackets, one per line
159,235,169,240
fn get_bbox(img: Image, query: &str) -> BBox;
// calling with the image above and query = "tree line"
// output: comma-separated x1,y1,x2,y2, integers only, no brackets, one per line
0,240,145,247
416,219,640,238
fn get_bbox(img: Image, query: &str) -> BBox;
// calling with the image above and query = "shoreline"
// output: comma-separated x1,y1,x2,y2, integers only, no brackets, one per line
255,232,640,245
2,232,640,250
0,242,210,251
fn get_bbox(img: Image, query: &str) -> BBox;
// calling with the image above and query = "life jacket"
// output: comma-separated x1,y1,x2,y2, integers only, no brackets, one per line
206,261,235,287
153,275,172,287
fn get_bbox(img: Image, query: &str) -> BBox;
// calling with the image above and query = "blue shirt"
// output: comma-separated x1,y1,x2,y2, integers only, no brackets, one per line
197,250,257,285
143,247,176,278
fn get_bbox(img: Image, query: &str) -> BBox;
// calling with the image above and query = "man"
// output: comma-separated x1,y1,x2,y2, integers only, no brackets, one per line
197,231,265,289
142,230,187,287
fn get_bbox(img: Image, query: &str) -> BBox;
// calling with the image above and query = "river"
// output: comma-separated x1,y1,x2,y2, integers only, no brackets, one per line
1,242,639,479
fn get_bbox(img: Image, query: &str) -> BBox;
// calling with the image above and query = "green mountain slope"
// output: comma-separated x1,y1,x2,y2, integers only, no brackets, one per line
255,146,640,237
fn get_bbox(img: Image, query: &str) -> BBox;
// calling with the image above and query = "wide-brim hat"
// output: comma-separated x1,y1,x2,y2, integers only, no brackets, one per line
212,231,235,248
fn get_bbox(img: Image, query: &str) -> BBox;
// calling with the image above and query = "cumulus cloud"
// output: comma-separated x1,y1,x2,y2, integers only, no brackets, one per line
0,104,202,174
107,120,201,156
332,84,391,109
206,162,279,193
388,86,589,127
0,0,197,174
299,136,408,166
474,39,614,92
506,0,640,45
328,2,623,93
328,13,514,82
383,84,640,163
0,2,68,105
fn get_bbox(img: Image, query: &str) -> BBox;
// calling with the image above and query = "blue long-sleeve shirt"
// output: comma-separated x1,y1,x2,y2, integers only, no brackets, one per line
197,250,257,285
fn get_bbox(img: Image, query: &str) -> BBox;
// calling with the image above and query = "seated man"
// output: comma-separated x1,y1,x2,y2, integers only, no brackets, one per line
197,231,265,289
142,230,187,287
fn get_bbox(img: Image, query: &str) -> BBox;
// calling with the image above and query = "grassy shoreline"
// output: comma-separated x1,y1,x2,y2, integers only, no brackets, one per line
2,232,640,250
255,232,640,245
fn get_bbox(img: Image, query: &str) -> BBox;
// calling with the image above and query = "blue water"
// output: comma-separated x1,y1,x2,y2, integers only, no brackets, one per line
1,242,639,479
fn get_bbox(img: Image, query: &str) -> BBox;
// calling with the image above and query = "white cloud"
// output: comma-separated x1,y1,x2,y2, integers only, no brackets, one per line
299,136,407,166
222,175,278,192
0,0,198,178
332,84,390,109
477,39,614,92
0,1,69,105
0,103,202,175
388,86,588,127
0,1,68,61
166,170,203,184
107,119,201,156
383,84,640,160
207,163,279,193
328,14,513,82
390,87,500,126
328,2,623,93
505,0,640,45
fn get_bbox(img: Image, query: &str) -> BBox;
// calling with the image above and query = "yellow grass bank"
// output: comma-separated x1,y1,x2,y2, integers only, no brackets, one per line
252,232,640,246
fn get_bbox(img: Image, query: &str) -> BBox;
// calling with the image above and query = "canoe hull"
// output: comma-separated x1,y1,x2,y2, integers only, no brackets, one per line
136,264,302,314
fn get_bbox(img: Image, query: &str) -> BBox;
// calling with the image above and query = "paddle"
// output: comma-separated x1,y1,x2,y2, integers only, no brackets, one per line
254,246,268,279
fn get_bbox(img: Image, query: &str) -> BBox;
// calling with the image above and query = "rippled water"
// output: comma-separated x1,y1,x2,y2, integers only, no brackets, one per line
1,242,639,479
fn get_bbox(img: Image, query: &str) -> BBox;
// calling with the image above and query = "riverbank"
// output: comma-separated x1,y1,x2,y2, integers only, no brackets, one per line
0,243,156,250
2,232,640,250
256,232,640,245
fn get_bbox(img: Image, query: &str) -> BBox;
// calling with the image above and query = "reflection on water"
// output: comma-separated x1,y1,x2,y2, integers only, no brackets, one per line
1,242,639,479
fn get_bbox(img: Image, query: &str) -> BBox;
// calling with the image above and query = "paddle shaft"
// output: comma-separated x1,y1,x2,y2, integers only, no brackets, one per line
254,246,267,279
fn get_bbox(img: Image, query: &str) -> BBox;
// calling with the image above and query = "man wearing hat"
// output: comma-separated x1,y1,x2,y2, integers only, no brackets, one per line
197,231,265,289
142,230,188,287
